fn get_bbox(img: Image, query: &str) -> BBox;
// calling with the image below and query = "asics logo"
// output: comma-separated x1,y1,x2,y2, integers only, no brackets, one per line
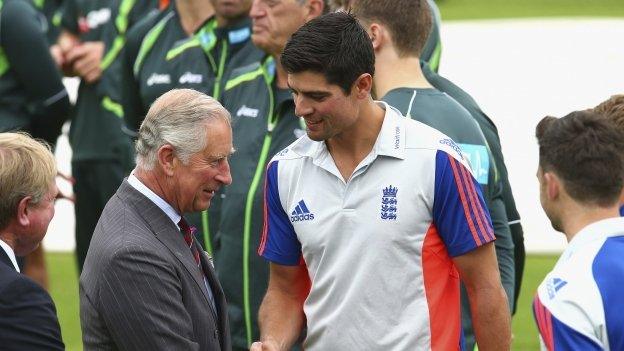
237,105,259,118
179,72,203,84
147,73,171,86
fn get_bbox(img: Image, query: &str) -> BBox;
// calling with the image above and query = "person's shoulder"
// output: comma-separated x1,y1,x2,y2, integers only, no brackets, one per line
0,269,52,306
127,8,167,46
1,0,38,27
401,111,461,156
0,263,21,298
269,135,315,165
223,58,266,93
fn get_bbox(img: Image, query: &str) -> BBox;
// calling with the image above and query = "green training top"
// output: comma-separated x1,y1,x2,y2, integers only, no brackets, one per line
0,0,70,145
215,53,304,349
61,0,156,160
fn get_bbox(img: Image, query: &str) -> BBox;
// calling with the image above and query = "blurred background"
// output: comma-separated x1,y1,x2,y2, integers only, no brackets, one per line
40,0,624,349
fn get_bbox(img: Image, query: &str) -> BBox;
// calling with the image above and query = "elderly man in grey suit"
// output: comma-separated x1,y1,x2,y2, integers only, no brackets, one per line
80,89,233,350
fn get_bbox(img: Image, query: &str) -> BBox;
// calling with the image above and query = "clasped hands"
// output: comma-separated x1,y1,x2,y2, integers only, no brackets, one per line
50,31,104,84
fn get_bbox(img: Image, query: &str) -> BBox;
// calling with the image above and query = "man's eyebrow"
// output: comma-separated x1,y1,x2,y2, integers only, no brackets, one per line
206,148,236,160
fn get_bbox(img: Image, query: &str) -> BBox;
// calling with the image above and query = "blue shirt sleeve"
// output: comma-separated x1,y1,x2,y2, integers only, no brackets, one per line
533,295,602,351
432,150,495,257
258,161,302,266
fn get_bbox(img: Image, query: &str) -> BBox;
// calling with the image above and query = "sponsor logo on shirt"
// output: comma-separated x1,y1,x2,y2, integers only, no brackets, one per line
276,148,289,157
236,105,259,118
78,8,111,33
179,72,203,84
440,138,463,158
228,27,251,45
394,127,401,149
147,73,171,86
547,277,568,299
458,144,490,185
290,200,314,222
381,185,398,220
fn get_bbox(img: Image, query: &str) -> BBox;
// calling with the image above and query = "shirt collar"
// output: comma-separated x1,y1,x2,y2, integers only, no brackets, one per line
292,101,406,161
127,173,182,229
0,238,20,272
372,101,406,160
560,216,624,261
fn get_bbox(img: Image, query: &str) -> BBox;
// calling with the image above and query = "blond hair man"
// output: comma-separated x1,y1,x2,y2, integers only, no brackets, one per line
0,132,63,350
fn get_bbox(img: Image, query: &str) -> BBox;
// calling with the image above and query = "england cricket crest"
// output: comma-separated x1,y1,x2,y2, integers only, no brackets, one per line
381,185,398,220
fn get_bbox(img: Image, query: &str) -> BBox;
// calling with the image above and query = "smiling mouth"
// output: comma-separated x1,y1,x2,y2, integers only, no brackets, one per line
305,119,323,127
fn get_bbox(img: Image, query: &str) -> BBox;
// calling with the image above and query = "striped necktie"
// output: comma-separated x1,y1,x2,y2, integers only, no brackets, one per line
178,217,217,312
179,217,201,267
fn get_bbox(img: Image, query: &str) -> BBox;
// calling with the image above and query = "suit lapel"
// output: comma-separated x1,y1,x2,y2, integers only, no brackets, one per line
116,181,218,319
199,248,229,348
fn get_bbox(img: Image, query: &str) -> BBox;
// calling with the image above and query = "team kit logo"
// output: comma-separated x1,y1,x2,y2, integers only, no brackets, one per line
381,185,398,220
290,200,314,222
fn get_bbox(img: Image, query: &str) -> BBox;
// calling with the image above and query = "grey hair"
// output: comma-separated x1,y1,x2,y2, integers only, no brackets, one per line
135,89,231,170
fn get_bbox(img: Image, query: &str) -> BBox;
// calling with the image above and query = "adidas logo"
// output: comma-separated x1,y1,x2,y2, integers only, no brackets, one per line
290,200,314,222
547,277,568,299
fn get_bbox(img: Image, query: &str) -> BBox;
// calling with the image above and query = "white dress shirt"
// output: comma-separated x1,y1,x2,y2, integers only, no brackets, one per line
0,238,20,272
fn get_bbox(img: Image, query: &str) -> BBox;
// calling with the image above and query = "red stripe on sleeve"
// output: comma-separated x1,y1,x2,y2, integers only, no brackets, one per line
447,154,482,246
257,163,272,255
458,160,495,242
534,296,555,351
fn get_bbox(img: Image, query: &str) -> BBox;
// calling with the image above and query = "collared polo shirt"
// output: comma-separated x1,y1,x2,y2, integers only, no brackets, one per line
259,102,495,350
533,217,624,350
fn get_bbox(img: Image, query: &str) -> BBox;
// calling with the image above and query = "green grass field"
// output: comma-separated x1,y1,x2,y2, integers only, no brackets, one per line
437,0,624,20
47,253,558,350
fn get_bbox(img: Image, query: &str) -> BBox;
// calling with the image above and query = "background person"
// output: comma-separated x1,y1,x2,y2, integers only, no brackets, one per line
533,111,624,350
0,132,64,351
213,0,326,349
54,0,157,273
0,0,71,289
349,1,514,348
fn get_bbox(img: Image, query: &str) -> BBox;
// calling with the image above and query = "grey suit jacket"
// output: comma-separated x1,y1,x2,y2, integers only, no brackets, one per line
80,180,231,351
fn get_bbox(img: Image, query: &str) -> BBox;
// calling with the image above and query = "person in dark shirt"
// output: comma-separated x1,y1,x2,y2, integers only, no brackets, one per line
0,0,70,145
53,0,158,272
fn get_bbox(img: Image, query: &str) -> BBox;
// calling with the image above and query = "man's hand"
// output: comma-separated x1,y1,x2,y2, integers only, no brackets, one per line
66,41,105,83
54,30,81,76
250,340,280,351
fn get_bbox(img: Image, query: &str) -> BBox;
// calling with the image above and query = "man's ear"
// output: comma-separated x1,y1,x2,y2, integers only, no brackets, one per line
305,0,324,21
16,196,32,227
157,144,176,177
544,172,560,201
353,73,373,99
369,23,384,51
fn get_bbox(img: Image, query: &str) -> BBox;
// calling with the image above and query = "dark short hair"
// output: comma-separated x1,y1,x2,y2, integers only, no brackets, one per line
536,110,624,207
351,0,432,57
281,12,374,94
594,94,624,132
